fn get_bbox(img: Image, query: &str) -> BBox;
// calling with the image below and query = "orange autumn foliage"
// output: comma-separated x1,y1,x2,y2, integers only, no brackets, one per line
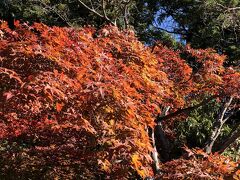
0,21,239,179
156,148,240,180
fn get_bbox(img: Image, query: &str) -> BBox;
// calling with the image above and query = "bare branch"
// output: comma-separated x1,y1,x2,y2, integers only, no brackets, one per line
217,122,240,153
204,97,234,153
38,0,72,27
223,110,238,124
216,3,240,11
89,0,94,10
77,0,116,26
101,0,108,20
153,24,186,35
156,95,218,123
123,1,131,29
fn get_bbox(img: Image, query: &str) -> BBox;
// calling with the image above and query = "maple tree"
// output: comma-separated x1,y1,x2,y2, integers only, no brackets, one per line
0,21,239,179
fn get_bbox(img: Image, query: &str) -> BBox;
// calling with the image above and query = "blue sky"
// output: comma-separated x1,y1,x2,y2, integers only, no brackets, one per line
153,10,184,43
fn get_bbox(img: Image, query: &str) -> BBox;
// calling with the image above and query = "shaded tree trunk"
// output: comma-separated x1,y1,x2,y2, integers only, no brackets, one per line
154,106,171,162
154,121,170,162
149,106,170,175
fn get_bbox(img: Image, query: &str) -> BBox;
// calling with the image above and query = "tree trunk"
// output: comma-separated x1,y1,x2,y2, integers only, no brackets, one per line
204,97,233,153
148,127,160,173
154,122,170,162
149,106,171,174
154,106,171,162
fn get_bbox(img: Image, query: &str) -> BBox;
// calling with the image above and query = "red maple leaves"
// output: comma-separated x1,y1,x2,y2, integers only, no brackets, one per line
0,21,239,178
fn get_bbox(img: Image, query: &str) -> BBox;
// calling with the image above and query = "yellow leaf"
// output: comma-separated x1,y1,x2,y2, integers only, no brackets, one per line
98,159,111,173
131,154,146,178
109,119,115,126
104,106,114,113
132,154,142,168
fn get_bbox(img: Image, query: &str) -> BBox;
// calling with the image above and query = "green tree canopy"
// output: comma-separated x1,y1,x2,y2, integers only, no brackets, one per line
0,0,179,47
148,0,240,66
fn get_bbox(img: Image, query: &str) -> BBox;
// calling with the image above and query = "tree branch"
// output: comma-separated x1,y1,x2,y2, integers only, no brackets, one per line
89,0,94,10
204,97,233,153
153,24,187,35
38,0,72,27
216,122,240,153
216,3,240,11
156,95,218,123
123,0,131,29
101,0,108,21
77,0,116,26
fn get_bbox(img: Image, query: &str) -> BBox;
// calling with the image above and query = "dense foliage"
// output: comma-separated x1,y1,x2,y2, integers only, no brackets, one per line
157,147,240,179
0,21,239,179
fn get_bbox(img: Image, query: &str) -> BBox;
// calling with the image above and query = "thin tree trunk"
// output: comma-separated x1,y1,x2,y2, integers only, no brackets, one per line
154,122,170,162
148,127,160,173
149,106,171,174
154,107,170,162
204,97,233,153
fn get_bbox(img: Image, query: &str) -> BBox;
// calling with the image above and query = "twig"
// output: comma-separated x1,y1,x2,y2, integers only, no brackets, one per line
77,0,116,26
38,0,72,27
